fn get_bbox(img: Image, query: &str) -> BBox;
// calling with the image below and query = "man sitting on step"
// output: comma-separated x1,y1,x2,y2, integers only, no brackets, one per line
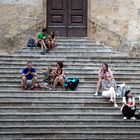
21,61,37,90
36,28,49,55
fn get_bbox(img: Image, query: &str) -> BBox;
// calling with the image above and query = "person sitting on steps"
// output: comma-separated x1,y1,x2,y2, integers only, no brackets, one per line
21,61,37,90
122,90,136,120
38,67,55,90
101,73,118,108
51,61,65,91
36,28,49,55
48,31,56,49
95,63,114,96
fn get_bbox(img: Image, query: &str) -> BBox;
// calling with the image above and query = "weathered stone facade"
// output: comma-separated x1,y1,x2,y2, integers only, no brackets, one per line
0,0,46,51
1,0,140,52
88,0,140,49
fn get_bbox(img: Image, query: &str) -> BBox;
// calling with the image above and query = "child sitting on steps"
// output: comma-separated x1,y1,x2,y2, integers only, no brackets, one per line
38,67,55,90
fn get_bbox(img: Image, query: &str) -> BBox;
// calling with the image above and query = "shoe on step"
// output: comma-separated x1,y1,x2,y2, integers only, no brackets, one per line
94,92,98,96
114,104,118,108
131,117,136,120
41,51,46,55
123,117,127,120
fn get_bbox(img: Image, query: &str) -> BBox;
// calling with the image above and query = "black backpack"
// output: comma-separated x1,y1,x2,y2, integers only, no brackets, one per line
27,38,36,48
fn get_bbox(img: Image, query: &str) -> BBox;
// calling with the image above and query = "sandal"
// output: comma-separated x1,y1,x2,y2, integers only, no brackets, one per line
22,86,27,90
62,88,66,91
30,87,35,90
51,88,56,91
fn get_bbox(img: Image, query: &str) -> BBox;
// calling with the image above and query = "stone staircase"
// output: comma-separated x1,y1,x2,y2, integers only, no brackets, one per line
0,37,140,139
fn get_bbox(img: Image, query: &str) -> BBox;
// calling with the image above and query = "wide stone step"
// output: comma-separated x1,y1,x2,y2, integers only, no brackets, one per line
0,87,93,92
0,107,121,114
0,78,138,85
0,92,138,102
0,57,140,62
0,74,140,82
0,112,124,119
21,46,111,50
0,92,96,97
1,61,140,68
0,81,139,94
0,97,127,103
0,54,129,58
56,39,94,42
0,92,137,100
0,86,139,93
15,49,114,53
1,70,140,75
0,79,139,85
0,55,140,64
0,95,138,105
0,89,139,97
2,66,140,72
8,87,140,93
54,42,102,45
54,37,88,39
0,101,125,108
0,118,139,126
0,132,139,140
22,46,108,50
1,84,140,90
0,99,139,108
13,52,125,57
0,125,140,133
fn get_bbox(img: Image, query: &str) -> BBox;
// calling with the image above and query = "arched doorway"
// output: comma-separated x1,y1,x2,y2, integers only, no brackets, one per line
47,0,87,37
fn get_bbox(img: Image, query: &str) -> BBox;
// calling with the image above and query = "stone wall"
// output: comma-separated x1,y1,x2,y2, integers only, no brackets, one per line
1,0,140,52
0,0,46,52
88,0,140,49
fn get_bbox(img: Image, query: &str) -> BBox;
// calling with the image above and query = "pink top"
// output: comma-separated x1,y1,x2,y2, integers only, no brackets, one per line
98,68,113,80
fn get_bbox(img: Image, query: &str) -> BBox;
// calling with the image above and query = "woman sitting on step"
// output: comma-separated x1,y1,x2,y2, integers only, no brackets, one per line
95,63,114,96
122,90,136,120
101,73,118,108
51,61,65,91
48,31,56,49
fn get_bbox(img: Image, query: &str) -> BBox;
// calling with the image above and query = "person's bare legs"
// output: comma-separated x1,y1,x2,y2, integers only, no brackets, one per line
31,76,37,88
52,76,59,90
51,40,55,49
48,41,51,50
59,76,65,90
41,40,48,51
102,88,118,108
21,76,27,88
110,87,114,102
110,87,118,107
95,79,102,95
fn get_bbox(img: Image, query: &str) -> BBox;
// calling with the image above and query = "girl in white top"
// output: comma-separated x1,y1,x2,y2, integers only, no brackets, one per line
122,90,136,120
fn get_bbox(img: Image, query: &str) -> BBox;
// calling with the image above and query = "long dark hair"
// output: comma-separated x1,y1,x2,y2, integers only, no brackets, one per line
125,90,131,101
57,61,63,69
49,31,55,39
103,63,109,72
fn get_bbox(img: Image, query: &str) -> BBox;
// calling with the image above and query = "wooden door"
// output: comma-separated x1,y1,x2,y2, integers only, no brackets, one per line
47,0,87,37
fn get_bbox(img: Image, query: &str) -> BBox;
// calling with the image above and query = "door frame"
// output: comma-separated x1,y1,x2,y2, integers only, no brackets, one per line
45,0,90,37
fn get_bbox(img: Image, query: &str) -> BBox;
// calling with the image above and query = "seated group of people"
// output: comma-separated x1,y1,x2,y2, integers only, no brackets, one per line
25,33,139,120
36,28,56,54
95,63,137,120
21,61,65,91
